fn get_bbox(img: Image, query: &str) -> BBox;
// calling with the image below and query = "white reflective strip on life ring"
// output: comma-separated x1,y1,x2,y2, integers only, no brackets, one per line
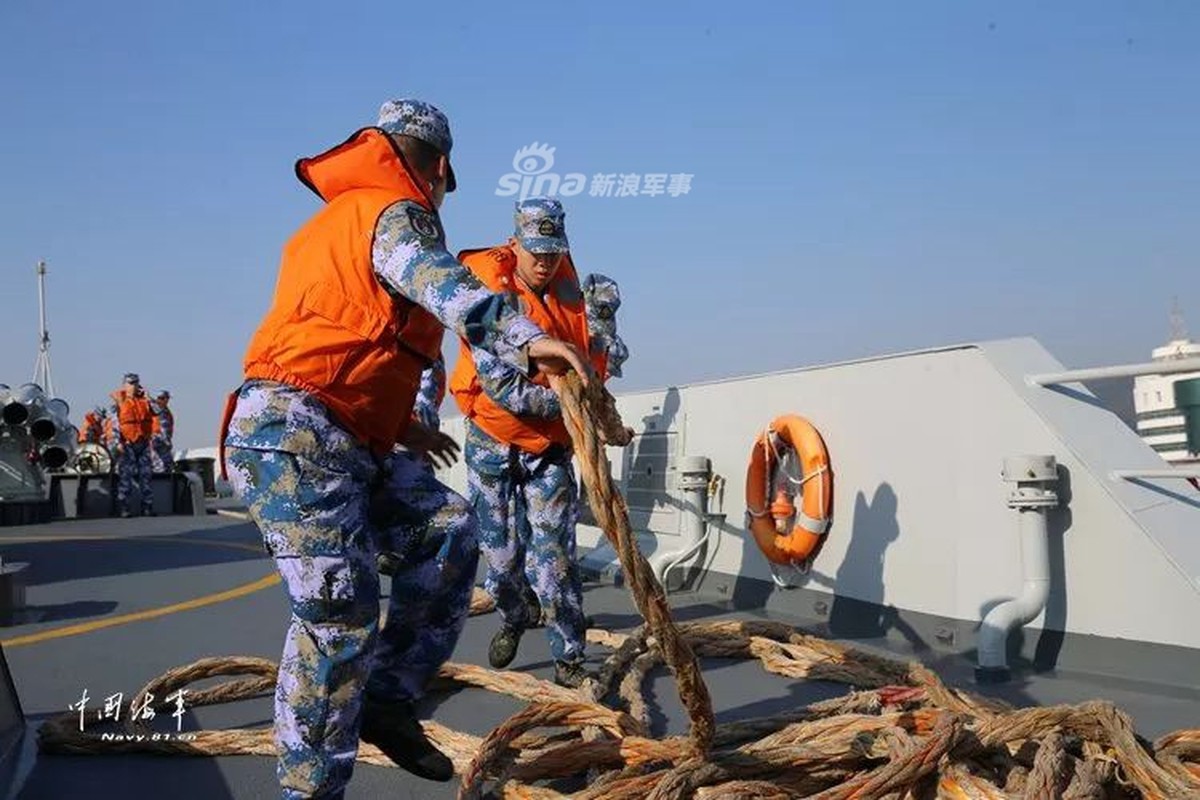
796,511,829,535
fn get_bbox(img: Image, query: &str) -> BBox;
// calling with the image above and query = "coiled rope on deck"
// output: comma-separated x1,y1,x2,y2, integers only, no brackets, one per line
38,374,1200,799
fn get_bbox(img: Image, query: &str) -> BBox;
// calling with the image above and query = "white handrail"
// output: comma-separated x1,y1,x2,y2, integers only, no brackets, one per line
1111,469,1200,480
1027,358,1200,386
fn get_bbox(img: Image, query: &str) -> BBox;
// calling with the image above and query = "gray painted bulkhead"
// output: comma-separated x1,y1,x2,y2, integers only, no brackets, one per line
438,337,1200,688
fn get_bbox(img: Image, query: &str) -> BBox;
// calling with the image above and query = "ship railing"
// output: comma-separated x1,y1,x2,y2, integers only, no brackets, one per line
1026,357,1200,386
1025,357,1200,483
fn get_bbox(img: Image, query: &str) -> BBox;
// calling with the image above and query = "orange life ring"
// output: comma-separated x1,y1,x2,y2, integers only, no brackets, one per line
745,414,833,566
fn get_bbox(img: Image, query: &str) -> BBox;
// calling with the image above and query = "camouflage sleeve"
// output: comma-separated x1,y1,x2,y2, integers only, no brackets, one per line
109,402,122,444
583,272,629,378
472,346,561,418
412,356,446,430
372,200,544,371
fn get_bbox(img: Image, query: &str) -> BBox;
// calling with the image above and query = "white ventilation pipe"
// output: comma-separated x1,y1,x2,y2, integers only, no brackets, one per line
977,455,1059,683
650,456,711,589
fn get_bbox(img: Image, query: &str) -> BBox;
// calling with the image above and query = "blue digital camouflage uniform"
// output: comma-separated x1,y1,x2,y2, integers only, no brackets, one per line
469,198,589,665
583,273,629,378
114,438,154,513
224,102,544,798
150,394,174,473
110,381,155,515
511,197,570,253
412,356,445,431
382,356,446,558
397,356,446,478
467,419,587,663
473,343,560,613
116,441,154,512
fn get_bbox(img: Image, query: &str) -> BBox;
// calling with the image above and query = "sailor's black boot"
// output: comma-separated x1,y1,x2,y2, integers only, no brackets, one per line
488,625,523,669
553,660,595,689
523,585,543,628
359,696,454,782
376,551,401,576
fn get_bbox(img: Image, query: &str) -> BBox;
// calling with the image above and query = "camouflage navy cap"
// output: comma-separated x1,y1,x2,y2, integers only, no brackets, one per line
156,389,170,399
514,197,569,254
123,372,140,384
377,99,457,192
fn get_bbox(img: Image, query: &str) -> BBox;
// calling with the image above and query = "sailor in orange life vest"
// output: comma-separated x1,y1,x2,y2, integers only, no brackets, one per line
78,406,108,445
449,197,630,689
219,99,594,798
109,372,156,517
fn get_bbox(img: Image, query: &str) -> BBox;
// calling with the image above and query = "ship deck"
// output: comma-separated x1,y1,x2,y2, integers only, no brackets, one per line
2,512,1198,799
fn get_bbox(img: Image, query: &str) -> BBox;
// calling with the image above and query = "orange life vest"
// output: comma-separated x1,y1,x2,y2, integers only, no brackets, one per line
448,246,605,454
116,396,155,444
232,127,444,456
79,411,103,444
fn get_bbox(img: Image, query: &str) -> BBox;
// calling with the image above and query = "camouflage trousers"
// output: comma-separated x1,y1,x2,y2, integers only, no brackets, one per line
465,424,586,664
150,436,173,473
115,440,154,513
225,445,478,800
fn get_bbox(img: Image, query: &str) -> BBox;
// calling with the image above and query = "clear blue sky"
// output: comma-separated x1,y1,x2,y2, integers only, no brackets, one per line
1,1,1197,449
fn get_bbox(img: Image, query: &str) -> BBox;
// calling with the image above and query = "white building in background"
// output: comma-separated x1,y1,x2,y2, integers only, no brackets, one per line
1133,303,1200,466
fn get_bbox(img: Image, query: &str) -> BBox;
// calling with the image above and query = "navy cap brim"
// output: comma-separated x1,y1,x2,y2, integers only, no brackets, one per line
447,162,457,193
519,235,569,254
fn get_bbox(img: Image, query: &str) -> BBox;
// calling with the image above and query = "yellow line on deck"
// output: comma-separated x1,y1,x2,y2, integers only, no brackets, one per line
0,533,279,648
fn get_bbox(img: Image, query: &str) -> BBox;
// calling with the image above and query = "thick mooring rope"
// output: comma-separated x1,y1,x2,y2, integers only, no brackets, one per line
549,373,715,757
37,374,1200,799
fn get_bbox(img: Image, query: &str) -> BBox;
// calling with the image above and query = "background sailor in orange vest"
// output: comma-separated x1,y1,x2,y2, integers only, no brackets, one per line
220,100,592,797
78,406,108,445
450,198,627,689
109,372,156,517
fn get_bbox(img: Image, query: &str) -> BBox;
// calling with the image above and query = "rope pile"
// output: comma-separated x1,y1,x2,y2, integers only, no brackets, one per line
38,374,1200,799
